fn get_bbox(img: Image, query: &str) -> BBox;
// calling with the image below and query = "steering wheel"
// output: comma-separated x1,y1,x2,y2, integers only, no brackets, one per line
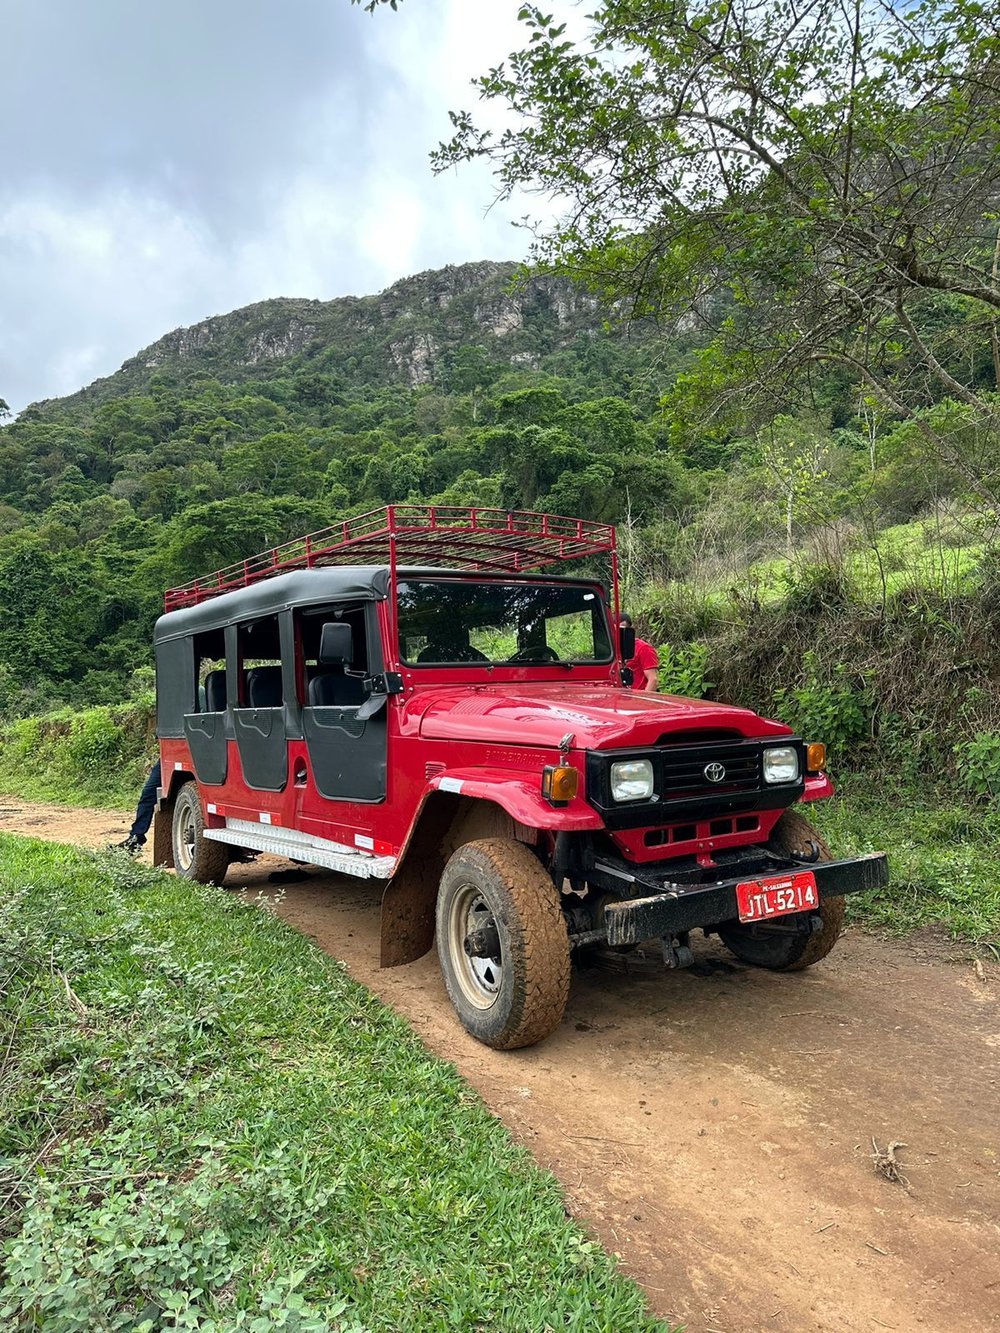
507,644,560,664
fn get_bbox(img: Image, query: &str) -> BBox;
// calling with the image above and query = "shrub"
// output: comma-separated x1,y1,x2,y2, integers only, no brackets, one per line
65,710,126,772
0,702,154,807
656,642,712,698
637,583,727,644
772,651,872,759
953,733,1000,802
780,562,851,616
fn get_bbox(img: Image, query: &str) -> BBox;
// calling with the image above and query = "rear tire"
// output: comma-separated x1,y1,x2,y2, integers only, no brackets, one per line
718,809,844,971
171,781,231,885
436,837,570,1050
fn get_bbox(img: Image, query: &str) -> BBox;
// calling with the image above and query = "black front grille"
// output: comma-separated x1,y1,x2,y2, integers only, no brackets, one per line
661,741,761,795
585,737,805,830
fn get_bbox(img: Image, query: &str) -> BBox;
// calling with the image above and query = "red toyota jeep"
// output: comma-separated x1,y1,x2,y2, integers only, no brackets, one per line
152,505,887,1049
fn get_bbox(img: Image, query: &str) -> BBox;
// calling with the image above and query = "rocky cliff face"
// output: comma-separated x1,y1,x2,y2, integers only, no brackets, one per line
44,261,612,409
137,312,322,370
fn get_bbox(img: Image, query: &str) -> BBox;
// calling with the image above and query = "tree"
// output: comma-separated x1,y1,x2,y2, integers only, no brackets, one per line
435,1,1000,502
220,431,322,498
756,417,839,553
0,535,106,683
149,496,332,588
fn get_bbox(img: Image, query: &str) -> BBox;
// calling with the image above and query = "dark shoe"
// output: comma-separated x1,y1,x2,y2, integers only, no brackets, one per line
116,835,144,856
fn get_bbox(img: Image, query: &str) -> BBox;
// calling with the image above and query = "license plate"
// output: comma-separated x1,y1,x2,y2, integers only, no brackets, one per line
735,870,819,923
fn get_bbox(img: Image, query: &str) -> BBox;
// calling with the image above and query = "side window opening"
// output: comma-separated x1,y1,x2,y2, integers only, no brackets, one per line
193,627,227,713
236,615,284,708
297,604,370,708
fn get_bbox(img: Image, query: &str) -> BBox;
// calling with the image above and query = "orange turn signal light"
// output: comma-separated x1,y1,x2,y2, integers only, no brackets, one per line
806,742,827,773
542,764,579,806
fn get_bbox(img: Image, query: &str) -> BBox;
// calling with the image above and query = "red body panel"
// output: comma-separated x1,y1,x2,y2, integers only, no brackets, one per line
402,681,789,751
160,672,831,868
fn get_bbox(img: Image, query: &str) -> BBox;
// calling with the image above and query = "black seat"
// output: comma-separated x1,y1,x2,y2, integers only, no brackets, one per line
203,669,227,712
246,665,283,707
308,668,367,707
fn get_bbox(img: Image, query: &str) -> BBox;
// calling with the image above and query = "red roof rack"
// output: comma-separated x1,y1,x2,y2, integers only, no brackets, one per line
163,505,617,610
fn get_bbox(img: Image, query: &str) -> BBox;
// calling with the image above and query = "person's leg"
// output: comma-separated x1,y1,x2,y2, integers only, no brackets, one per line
128,759,162,845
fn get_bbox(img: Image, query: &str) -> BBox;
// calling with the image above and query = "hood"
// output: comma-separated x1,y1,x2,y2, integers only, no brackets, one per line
404,682,791,752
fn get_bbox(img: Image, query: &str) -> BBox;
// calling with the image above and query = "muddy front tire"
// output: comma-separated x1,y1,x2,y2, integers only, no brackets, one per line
172,781,230,885
718,809,845,971
436,837,570,1050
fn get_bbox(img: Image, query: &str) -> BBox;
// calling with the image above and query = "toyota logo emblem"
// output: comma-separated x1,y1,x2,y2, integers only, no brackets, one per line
703,762,726,783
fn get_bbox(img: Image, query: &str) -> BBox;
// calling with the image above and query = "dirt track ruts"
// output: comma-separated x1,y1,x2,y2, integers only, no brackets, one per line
3,797,998,1332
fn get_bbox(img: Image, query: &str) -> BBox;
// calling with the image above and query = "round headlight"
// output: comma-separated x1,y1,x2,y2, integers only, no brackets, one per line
763,745,799,784
610,758,654,801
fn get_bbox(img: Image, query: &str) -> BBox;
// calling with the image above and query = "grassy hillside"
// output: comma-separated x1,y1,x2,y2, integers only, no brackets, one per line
0,694,155,809
641,520,1000,777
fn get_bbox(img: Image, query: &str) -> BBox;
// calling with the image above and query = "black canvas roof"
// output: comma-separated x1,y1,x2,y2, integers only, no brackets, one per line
155,567,389,642
154,565,603,642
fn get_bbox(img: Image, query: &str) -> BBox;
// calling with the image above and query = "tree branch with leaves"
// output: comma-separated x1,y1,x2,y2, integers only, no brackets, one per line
434,0,1000,499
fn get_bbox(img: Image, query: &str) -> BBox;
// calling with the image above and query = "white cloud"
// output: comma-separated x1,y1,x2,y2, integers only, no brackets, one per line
0,0,584,411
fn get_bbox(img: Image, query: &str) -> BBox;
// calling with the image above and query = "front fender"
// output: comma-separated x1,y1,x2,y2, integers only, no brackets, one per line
801,773,835,802
379,770,602,969
425,766,603,831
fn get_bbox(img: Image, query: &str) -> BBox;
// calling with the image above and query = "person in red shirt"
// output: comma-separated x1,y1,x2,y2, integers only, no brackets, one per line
620,614,659,691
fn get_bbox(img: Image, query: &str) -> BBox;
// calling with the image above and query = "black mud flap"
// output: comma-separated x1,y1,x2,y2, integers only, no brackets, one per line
152,802,174,868
380,863,437,967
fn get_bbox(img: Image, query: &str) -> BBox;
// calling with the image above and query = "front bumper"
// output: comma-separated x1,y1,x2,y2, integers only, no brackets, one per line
590,851,889,947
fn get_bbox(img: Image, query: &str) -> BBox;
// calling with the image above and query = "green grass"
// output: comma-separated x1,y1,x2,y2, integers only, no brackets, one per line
811,777,1000,948
843,519,983,601
636,514,986,629
0,836,669,1332
739,519,983,605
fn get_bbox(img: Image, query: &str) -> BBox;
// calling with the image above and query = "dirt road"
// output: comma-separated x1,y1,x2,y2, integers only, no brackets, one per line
3,796,998,1332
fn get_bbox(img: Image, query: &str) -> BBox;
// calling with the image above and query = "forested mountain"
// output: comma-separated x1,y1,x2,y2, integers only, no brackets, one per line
0,260,700,713
0,254,992,719
39,261,645,410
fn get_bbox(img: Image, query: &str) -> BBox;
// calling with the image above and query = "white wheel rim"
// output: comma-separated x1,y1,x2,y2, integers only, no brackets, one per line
176,802,196,871
447,883,503,1010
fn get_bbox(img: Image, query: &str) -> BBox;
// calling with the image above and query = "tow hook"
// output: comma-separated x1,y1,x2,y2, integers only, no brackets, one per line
464,923,501,959
662,934,694,969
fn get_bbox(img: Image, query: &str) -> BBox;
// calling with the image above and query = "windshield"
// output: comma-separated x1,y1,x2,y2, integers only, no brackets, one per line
396,580,613,666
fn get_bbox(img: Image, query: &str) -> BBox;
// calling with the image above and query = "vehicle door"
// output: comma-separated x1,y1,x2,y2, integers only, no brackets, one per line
231,612,289,792
183,627,229,787
298,601,387,802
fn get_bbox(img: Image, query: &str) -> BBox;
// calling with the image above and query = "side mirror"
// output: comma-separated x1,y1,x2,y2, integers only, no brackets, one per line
619,626,635,660
319,621,354,665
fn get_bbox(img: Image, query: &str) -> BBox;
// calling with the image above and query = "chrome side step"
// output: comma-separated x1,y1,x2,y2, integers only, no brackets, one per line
204,817,396,879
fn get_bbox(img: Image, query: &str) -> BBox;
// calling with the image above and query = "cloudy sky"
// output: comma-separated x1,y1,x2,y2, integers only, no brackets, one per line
0,0,581,412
